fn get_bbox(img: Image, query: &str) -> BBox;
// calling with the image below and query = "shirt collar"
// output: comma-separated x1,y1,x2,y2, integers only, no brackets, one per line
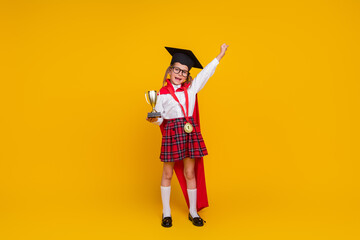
165,79,190,92
172,83,181,90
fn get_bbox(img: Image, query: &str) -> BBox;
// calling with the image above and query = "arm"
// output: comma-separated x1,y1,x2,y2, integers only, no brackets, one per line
216,43,229,62
190,58,219,93
190,43,229,93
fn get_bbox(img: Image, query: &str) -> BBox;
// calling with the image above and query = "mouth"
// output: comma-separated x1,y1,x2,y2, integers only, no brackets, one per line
175,77,182,81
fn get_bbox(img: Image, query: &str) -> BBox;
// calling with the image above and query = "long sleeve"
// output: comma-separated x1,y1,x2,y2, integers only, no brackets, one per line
151,92,164,126
190,57,220,93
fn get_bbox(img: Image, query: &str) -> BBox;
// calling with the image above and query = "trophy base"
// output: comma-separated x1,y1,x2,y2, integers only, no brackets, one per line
148,112,161,118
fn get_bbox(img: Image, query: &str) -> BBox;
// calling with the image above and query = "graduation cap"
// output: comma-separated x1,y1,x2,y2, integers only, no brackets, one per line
165,47,203,70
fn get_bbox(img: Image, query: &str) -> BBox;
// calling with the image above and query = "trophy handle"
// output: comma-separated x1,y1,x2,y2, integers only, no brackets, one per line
145,92,150,105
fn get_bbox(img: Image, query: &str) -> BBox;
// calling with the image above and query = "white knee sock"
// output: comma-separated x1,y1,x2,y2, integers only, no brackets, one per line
187,188,199,218
161,186,171,217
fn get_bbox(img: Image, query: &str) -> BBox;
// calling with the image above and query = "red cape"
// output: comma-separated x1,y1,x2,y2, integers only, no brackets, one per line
159,79,209,211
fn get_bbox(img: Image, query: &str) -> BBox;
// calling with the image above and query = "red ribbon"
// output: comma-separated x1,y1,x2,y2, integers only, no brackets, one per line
166,79,191,124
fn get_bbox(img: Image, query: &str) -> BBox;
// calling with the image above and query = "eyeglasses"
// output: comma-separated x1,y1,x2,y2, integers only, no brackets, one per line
170,66,189,77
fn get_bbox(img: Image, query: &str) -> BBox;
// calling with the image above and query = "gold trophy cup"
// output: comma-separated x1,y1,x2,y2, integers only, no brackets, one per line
145,90,161,118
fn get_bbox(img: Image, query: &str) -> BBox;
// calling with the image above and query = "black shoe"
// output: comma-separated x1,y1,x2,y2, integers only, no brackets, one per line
161,214,172,228
188,213,206,227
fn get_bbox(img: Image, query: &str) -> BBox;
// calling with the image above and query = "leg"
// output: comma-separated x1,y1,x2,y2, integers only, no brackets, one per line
183,157,196,189
183,157,199,218
161,162,175,187
161,162,174,218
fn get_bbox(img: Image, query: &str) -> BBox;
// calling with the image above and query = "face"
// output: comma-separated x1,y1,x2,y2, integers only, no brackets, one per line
169,62,189,85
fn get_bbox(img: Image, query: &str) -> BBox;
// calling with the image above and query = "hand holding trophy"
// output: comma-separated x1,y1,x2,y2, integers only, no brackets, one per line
145,90,161,120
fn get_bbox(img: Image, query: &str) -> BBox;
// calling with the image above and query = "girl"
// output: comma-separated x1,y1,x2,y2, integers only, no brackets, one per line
147,44,228,227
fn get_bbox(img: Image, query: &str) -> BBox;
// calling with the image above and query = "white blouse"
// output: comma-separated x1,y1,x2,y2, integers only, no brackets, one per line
152,57,220,126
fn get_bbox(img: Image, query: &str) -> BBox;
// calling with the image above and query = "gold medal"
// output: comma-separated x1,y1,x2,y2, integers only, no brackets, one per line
184,122,193,133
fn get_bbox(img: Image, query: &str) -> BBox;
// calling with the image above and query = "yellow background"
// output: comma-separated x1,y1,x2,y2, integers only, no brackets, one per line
1,0,359,239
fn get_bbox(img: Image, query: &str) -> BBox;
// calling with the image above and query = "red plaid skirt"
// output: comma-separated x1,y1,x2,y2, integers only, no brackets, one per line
160,117,208,162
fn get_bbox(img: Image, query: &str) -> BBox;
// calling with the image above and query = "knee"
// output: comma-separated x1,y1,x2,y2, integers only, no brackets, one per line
184,169,195,180
163,169,173,180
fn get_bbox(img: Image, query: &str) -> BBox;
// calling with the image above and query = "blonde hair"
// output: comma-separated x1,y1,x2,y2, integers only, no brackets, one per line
162,64,193,87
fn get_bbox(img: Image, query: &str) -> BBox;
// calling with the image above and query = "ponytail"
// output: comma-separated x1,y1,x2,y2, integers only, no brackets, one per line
162,66,171,87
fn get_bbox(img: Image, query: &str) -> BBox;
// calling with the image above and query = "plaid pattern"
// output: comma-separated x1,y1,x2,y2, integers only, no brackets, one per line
160,117,208,162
